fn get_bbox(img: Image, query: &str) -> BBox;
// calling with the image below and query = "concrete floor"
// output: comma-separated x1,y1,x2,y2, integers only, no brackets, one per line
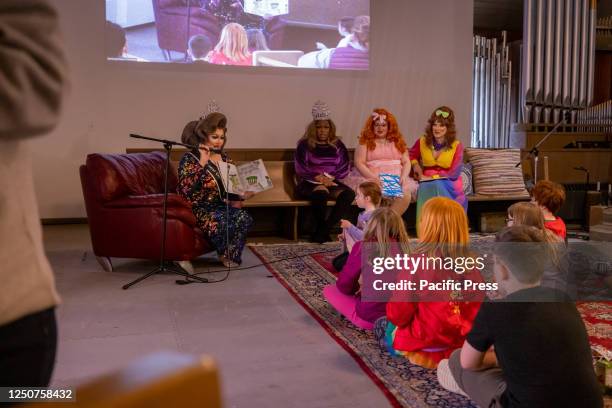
44,224,389,407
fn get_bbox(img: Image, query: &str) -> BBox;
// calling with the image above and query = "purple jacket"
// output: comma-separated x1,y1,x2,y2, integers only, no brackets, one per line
329,45,369,70
345,210,374,243
295,138,350,182
336,241,386,323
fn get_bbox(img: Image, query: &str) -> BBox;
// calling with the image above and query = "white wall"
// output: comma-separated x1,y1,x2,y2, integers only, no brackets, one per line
39,0,473,218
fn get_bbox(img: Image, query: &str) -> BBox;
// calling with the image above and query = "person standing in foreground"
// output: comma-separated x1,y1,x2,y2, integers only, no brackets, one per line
0,0,67,387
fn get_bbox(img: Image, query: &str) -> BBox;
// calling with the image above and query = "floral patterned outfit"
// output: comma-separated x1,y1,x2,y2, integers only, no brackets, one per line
177,152,253,264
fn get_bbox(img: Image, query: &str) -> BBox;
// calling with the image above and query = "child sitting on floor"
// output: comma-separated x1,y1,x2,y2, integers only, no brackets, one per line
437,225,602,408
323,207,411,330
506,201,569,293
341,181,381,250
333,181,381,271
531,180,567,240
374,197,483,368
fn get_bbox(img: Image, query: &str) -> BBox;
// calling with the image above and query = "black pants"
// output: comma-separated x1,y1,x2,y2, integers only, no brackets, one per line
0,308,57,388
332,251,349,272
296,180,356,242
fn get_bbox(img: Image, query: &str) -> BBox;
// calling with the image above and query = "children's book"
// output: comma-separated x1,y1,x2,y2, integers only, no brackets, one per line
419,177,447,183
379,173,403,198
217,159,273,195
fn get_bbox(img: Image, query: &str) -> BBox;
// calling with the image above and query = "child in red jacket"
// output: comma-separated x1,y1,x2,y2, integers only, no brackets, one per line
374,197,483,367
531,180,567,240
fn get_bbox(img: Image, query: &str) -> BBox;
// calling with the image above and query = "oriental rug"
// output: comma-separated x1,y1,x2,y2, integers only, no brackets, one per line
249,240,612,407
249,241,478,408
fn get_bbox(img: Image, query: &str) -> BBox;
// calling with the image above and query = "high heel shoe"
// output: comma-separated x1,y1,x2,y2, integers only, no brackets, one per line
219,255,240,268
176,260,194,274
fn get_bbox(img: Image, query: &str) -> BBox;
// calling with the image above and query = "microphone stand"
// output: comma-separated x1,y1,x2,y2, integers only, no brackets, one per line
122,133,209,289
516,112,570,183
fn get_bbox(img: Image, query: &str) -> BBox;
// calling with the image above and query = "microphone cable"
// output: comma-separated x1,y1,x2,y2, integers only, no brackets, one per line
176,246,342,284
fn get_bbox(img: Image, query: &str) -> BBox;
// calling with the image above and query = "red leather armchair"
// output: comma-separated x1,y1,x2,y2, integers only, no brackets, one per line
80,152,211,271
151,0,221,59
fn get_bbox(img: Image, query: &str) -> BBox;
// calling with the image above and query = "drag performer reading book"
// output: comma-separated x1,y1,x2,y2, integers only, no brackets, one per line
178,109,253,267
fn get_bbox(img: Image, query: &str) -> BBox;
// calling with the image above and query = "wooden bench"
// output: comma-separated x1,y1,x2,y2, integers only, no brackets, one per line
127,148,530,237
240,161,338,240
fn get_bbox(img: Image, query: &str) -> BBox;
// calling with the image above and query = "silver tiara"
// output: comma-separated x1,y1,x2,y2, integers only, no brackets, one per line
311,100,331,121
202,100,222,119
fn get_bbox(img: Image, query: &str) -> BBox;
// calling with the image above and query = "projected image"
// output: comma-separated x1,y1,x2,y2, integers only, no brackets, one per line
105,0,370,70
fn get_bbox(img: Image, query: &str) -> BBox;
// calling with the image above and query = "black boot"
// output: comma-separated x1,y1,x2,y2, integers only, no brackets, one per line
326,188,356,231
310,190,329,243
332,251,349,271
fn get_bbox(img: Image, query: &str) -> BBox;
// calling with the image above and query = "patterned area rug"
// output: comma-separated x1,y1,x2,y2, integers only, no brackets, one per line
249,240,612,407
577,302,612,361
250,241,477,408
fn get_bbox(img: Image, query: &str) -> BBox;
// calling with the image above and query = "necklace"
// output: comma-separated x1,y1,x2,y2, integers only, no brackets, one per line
433,140,446,151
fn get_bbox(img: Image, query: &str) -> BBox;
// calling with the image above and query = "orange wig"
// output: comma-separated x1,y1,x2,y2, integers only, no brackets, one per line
358,108,407,153
417,197,469,257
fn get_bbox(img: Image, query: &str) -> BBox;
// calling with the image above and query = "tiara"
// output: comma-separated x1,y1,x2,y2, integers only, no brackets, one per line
311,100,331,121
201,100,222,119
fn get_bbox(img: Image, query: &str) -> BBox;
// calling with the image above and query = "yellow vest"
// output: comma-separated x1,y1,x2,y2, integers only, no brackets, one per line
417,136,459,169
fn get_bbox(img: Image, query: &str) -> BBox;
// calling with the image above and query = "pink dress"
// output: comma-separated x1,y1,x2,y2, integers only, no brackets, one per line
342,142,418,200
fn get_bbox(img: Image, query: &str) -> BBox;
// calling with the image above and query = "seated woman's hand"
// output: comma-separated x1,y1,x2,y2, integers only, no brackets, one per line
314,174,335,187
198,145,211,167
321,177,337,187
241,191,256,200
412,163,424,180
